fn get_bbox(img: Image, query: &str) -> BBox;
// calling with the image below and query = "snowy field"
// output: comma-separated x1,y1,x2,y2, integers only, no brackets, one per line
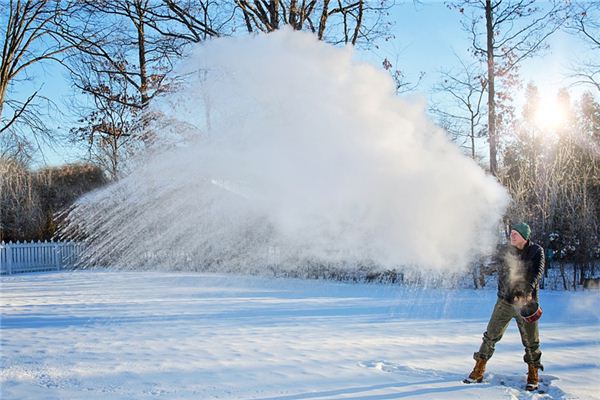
1,271,599,400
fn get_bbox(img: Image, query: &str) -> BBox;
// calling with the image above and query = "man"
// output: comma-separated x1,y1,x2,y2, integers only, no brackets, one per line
464,222,545,391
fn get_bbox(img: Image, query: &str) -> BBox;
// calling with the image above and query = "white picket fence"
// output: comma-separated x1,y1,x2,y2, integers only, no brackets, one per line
0,241,84,275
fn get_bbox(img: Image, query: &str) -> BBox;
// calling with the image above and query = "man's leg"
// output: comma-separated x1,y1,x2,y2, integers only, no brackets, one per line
466,298,515,383
517,316,543,368
517,316,543,390
474,298,515,361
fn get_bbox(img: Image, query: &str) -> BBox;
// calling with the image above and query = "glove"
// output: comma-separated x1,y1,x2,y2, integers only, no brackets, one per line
511,281,532,302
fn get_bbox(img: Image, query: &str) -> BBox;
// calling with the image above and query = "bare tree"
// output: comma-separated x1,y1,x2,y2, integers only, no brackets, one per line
449,0,569,176
0,0,73,158
430,57,487,159
0,157,106,241
156,1,394,47
429,57,488,288
56,0,197,177
232,1,393,47
58,1,184,111
0,156,43,241
142,1,233,43
70,60,141,180
501,87,600,289
382,56,425,95
568,2,600,93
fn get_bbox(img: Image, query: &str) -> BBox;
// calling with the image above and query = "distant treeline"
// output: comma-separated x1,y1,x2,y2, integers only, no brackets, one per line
0,159,106,242
496,87,600,287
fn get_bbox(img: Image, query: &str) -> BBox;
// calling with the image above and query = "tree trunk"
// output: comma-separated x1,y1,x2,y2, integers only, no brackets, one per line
485,0,497,176
560,261,567,290
470,114,476,159
135,1,149,108
318,0,331,40
479,263,487,288
111,136,118,181
289,0,298,29
270,0,279,30
0,84,6,120
351,0,364,45
472,265,479,289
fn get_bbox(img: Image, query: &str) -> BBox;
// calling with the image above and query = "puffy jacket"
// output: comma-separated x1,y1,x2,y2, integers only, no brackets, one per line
497,241,545,303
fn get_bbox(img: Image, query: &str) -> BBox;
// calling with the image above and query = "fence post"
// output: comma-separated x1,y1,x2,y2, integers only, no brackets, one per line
54,242,60,271
0,242,4,275
7,242,13,275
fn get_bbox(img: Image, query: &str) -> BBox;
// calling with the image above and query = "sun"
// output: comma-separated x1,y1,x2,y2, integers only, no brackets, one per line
533,96,568,131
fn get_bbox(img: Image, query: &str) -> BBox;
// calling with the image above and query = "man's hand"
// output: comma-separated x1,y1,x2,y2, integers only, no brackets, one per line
511,281,533,304
513,293,533,304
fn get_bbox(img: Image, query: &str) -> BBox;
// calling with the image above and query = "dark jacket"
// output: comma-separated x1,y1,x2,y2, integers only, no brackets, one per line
497,241,545,303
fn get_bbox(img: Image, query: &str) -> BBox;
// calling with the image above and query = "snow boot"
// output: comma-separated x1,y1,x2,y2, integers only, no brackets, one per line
464,358,487,383
526,364,539,391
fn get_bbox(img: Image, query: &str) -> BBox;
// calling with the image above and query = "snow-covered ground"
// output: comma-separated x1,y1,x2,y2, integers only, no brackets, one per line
1,271,599,400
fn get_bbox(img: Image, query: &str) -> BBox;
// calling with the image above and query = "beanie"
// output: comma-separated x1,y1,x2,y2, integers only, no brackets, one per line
512,222,531,240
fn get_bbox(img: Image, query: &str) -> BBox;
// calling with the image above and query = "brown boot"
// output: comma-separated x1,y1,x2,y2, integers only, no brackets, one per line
464,358,487,383
526,364,539,391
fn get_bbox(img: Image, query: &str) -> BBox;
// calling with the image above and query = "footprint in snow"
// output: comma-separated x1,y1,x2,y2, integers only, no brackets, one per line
358,360,462,380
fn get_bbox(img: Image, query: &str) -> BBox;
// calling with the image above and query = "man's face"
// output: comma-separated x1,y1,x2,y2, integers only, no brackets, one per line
510,229,527,248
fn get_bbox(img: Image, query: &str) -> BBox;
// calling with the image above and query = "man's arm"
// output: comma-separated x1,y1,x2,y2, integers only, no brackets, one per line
529,246,545,290
512,246,545,302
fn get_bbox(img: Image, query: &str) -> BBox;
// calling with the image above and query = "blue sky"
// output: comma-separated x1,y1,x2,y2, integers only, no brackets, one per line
371,1,591,101
11,1,596,167
361,2,471,85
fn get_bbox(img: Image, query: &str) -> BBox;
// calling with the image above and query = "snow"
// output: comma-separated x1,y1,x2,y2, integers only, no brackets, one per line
1,271,599,399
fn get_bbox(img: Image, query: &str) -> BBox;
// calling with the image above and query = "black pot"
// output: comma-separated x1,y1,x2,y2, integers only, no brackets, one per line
520,300,542,323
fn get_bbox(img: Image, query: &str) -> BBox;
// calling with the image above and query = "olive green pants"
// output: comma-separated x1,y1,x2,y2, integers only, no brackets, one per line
474,298,543,369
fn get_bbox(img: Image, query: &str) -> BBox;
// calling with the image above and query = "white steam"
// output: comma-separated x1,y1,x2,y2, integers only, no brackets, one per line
504,251,526,287
62,29,509,273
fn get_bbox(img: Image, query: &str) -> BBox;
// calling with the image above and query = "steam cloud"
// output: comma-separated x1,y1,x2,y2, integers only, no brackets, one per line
62,29,509,273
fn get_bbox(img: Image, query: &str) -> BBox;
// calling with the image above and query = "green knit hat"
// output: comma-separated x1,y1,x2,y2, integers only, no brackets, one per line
512,222,531,240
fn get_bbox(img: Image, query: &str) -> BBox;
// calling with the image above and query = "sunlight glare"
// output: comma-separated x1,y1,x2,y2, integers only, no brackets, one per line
534,96,567,131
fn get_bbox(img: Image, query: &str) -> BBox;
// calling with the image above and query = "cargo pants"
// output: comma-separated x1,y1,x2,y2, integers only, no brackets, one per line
474,298,543,369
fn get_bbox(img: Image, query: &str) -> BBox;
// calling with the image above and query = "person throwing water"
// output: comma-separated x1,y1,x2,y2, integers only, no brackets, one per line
464,222,545,391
